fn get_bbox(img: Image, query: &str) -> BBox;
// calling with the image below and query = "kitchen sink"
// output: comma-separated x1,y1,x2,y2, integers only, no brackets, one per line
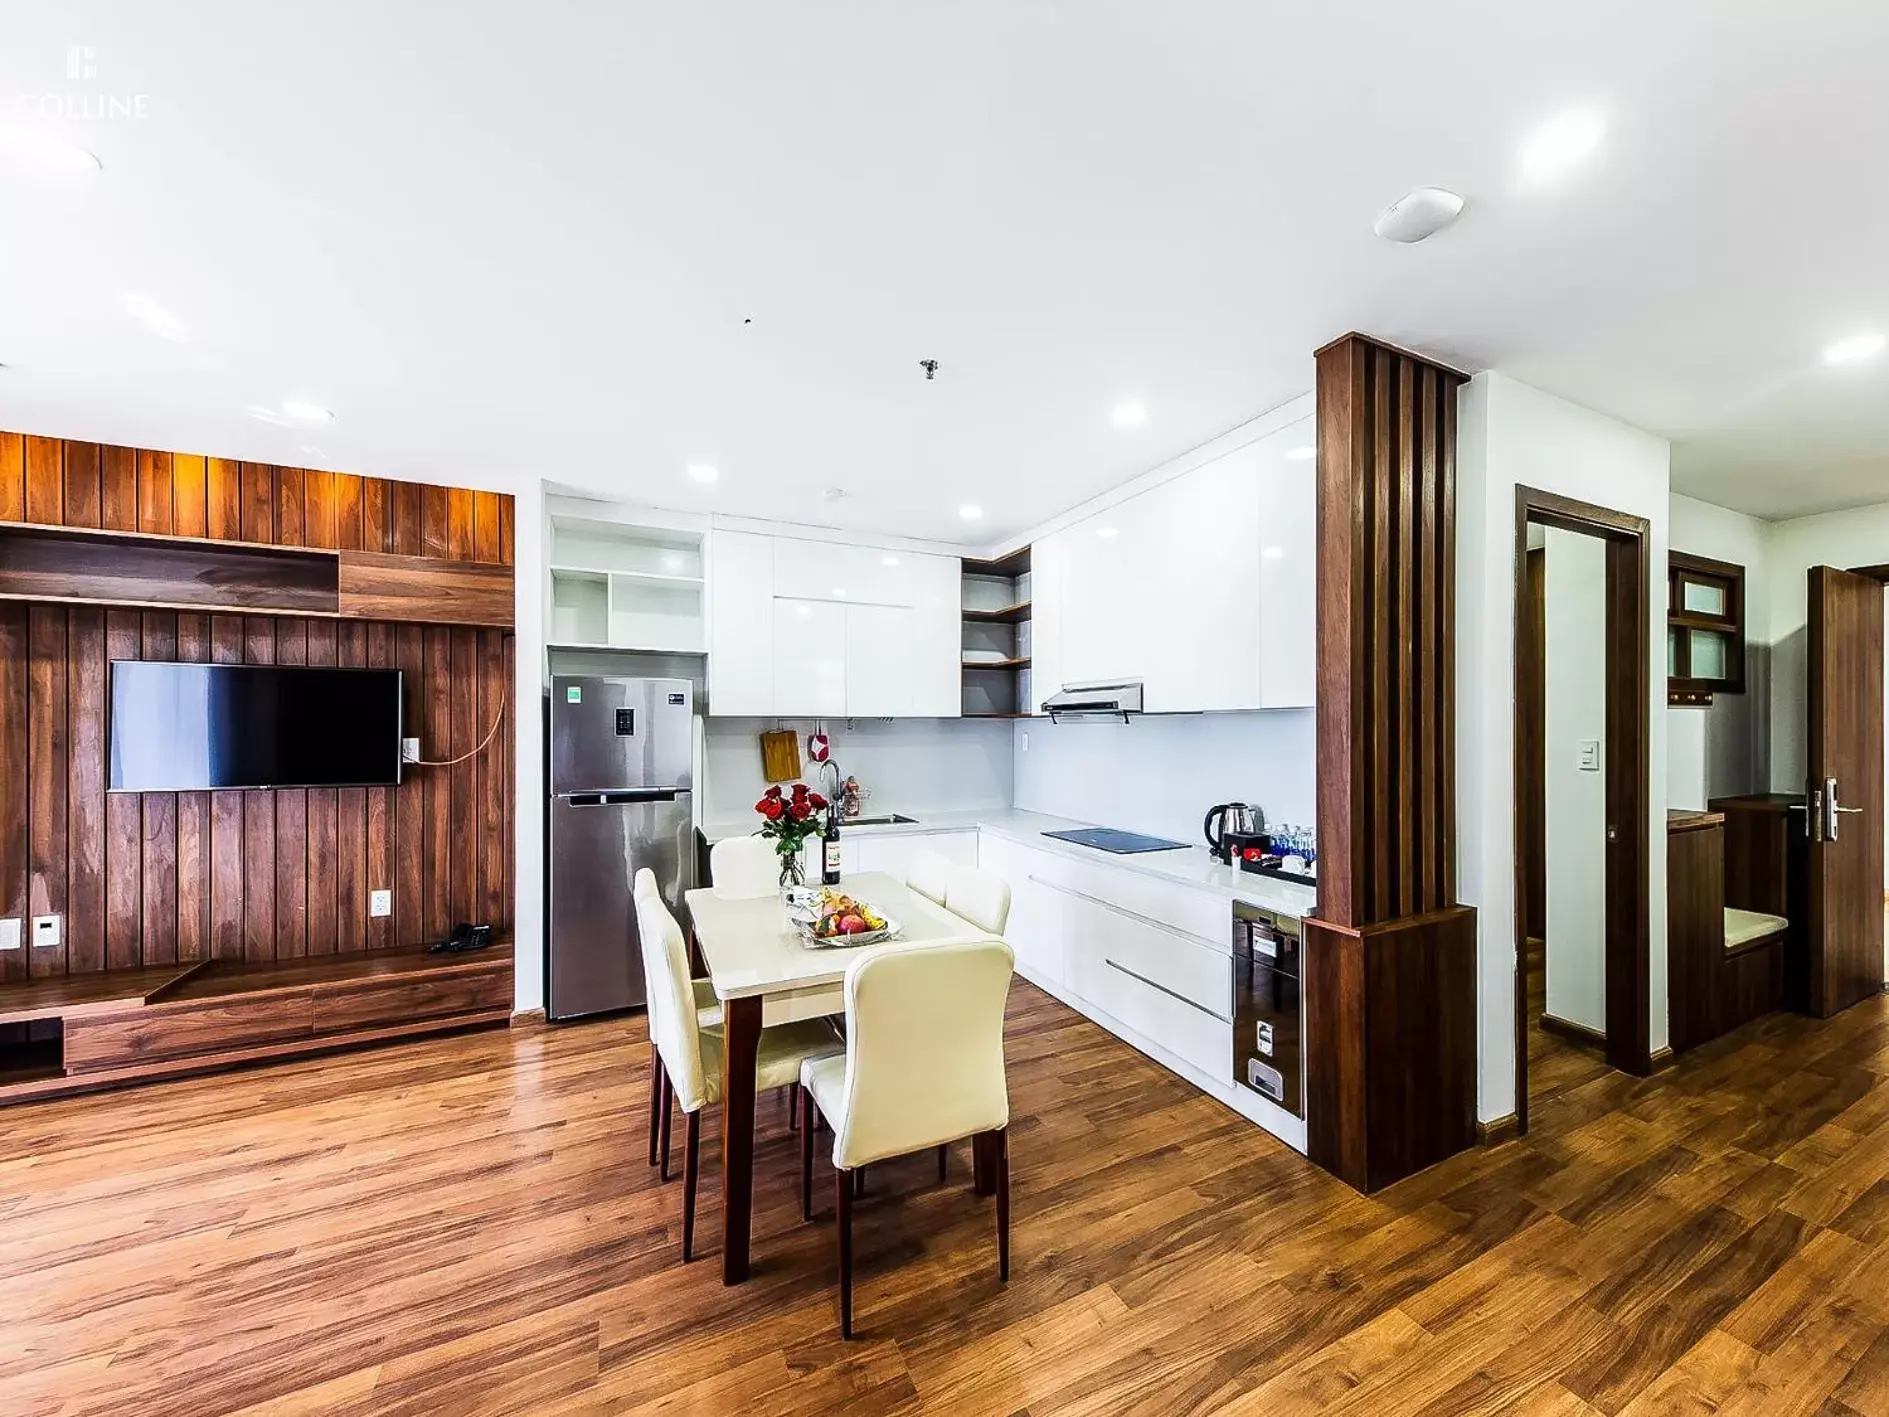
842,814,919,827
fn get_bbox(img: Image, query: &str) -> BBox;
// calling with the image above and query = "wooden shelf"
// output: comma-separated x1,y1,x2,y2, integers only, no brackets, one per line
964,657,1030,671
0,961,205,1026
963,546,1031,580
963,601,1031,624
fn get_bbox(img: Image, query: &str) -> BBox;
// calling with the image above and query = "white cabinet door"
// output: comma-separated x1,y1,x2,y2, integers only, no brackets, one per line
976,833,1064,985
1258,416,1317,709
1027,533,1065,713
855,829,977,882
772,598,848,716
707,531,775,716
909,553,963,717
843,603,913,717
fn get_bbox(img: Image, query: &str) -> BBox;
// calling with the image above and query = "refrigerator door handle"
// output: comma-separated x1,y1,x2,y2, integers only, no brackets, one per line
564,789,686,806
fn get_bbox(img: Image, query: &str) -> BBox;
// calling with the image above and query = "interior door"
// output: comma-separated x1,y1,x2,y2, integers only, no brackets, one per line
1806,565,1885,1017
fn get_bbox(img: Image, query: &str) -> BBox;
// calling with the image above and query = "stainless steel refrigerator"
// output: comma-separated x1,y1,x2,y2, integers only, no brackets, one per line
546,675,695,1021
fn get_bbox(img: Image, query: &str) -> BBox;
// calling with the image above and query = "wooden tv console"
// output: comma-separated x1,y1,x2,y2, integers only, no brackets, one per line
0,942,513,1105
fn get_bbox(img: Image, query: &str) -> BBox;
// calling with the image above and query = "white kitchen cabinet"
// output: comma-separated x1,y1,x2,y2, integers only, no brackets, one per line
854,829,978,883
1257,417,1316,708
706,531,775,716
843,603,913,718
1027,532,1066,712
909,553,963,717
975,832,1066,985
772,598,848,716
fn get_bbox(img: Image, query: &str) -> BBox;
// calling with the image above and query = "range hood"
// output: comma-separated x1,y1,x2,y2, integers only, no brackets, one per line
1041,680,1144,723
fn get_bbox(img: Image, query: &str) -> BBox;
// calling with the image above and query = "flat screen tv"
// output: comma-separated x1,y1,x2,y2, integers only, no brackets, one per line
108,662,404,791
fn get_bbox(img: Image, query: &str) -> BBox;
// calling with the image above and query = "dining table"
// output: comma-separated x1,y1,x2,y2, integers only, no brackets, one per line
684,870,975,1284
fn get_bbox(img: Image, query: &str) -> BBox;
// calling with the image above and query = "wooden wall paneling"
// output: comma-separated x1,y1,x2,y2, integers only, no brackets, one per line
24,436,62,523
478,631,507,927
423,628,452,944
1417,365,1441,910
0,431,23,519
175,614,211,962
27,606,68,977
363,477,392,553
1368,347,1393,922
136,450,174,534
335,623,367,954
274,612,309,960
173,455,207,538
103,612,143,970
243,616,276,961
1315,341,1362,928
392,482,424,557
365,622,394,950
0,607,25,983
139,612,179,965
306,619,340,956
241,463,275,544
498,494,514,566
63,442,101,528
334,552,514,628
450,630,477,926
66,608,107,976
206,459,241,541
100,445,137,531
209,615,246,960
422,485,452,560
394,625,425,949
447,488,476,562
303,471,336,552
333,474,363,554
473,491,501,564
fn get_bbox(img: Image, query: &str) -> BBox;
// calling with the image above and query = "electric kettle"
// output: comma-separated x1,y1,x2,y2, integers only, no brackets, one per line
1204,802,1264,858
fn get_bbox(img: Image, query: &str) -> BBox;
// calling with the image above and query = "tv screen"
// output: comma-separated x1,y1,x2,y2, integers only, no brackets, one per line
108,662,404,791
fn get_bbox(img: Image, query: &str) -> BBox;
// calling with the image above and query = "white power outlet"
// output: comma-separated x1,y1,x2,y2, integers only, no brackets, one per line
0,918,20,952
401,737,422,764
31,914,60,949
370,889,393,919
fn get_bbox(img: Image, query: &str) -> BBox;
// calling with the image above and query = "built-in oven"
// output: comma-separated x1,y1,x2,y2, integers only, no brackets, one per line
1232,902,1302,1118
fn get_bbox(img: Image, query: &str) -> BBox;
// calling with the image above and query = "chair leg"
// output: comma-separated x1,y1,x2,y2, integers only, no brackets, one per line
996,1127,1010,1282
972,1132,995,1196
854,1167,866,1198
659,1072,674,1182
646,1045,663,1167
800,1086,816,1222
788,1085,799,1131
937,1143,948,1184
682,1109,701,1262
836,1166,854,1339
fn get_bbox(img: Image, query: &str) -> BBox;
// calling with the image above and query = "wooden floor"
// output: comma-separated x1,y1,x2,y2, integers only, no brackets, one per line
5,982,1889,1416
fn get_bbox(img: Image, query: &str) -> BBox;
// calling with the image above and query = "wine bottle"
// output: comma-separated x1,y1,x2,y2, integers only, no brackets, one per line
822,802,843,885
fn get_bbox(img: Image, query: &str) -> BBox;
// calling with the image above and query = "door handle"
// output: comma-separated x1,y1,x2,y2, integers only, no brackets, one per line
1825,776,1862,841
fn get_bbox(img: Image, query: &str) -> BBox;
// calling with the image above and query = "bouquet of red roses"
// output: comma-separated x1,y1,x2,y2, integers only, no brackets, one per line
754,782,829,886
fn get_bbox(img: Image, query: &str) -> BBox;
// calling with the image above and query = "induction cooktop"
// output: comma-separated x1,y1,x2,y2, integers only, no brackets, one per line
1042,827,1191,855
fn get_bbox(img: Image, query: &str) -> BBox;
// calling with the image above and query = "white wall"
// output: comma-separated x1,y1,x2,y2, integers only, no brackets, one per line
1667,492,1770,806
1457,372,1671,1124
701,717,1013,826
512,479,548,1013
1012,710,1316,847
1542,529,1608,1033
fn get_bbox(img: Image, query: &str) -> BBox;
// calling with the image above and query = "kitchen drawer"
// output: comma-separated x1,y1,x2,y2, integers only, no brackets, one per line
311,964,512,1035
1090,949,1232,1082
1036,849,1228,949
64,990,315,1073
1059,890,1231,1020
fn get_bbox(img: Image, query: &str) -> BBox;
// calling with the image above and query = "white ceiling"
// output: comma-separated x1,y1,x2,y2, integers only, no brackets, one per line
2,1,1887,541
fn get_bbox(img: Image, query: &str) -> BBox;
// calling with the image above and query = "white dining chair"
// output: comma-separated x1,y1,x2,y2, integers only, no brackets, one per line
799,936,1016,1336
711,834,781,899
906,849,952,907
944,863,1012,935
640,889,844,1262
635,868,719,1174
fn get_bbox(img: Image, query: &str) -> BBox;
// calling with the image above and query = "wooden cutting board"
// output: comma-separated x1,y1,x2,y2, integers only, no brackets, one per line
759,729,801,784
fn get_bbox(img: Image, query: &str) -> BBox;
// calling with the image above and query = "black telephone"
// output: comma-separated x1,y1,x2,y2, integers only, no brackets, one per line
429,922,493,954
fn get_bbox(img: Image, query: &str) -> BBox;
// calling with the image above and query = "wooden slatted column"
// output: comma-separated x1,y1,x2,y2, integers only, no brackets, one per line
1305,333,1477,1191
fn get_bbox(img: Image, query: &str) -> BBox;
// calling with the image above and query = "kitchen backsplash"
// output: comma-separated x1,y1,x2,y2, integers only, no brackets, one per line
1011,709,1317,847
701,717,1015,824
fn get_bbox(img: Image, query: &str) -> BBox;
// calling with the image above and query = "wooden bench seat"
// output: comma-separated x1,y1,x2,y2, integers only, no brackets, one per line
1725,908,1790,954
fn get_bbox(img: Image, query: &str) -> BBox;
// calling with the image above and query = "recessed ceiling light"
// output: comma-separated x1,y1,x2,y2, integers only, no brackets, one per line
687,463,719,484
279,399,333,424
1373,187,1465,243
881,555,900,567
1285,445,1315,461
0,125,101,174
1520,108,1604,183
1096,527,1119,539
121,293,190,344
958,505,983,521
1111,402,1147,428
1823,332,1886,367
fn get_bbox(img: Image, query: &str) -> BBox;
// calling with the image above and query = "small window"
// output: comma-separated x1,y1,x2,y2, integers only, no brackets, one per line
1668,552,1744,703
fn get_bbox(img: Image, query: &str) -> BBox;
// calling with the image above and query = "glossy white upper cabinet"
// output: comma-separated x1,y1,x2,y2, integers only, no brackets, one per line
1026,409,1315,714
706,531,775,716
706,530,961,717
773,598,849,716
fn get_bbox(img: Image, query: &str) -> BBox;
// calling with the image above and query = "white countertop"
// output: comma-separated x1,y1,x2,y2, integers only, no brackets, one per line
700,806,1318,920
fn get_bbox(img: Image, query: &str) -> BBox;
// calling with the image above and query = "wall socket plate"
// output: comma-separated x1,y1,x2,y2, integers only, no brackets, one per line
1577,739,1601,772
31,914,60,948
401,737,421,764
369,889,392,919
0,918,19,951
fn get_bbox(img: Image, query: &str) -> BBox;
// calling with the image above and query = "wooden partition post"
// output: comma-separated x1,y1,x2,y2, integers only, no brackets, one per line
1304,334,1477,1192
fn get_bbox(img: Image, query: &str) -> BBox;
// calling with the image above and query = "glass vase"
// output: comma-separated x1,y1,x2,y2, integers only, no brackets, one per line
779,848,807,890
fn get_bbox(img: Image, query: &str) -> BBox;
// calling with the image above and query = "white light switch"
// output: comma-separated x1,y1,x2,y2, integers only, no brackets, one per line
31,914,60,949
402,737,422,764
1578,739,1601,772
0,919,19,952
370,889,393,919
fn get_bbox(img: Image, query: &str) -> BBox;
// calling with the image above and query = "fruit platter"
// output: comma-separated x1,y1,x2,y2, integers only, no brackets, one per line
784,886,902,949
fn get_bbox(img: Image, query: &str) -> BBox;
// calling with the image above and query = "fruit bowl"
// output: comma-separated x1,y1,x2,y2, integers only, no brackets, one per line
784,887,902,949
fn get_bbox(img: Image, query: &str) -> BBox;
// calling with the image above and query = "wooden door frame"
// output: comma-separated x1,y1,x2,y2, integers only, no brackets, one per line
1511,487,1653,1133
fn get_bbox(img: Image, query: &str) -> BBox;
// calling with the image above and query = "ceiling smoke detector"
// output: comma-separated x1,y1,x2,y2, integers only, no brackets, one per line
1373,187,1466,243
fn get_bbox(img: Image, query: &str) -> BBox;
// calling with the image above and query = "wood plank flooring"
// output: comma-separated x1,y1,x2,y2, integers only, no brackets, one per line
4,981,1889,1415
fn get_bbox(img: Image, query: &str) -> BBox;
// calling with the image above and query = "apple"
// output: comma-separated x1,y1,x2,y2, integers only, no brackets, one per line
839,914,867,934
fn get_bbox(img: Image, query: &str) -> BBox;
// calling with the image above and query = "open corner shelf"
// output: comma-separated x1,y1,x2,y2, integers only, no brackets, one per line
964,657,1030,670
964,600,1032,625
960,546,1032,718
